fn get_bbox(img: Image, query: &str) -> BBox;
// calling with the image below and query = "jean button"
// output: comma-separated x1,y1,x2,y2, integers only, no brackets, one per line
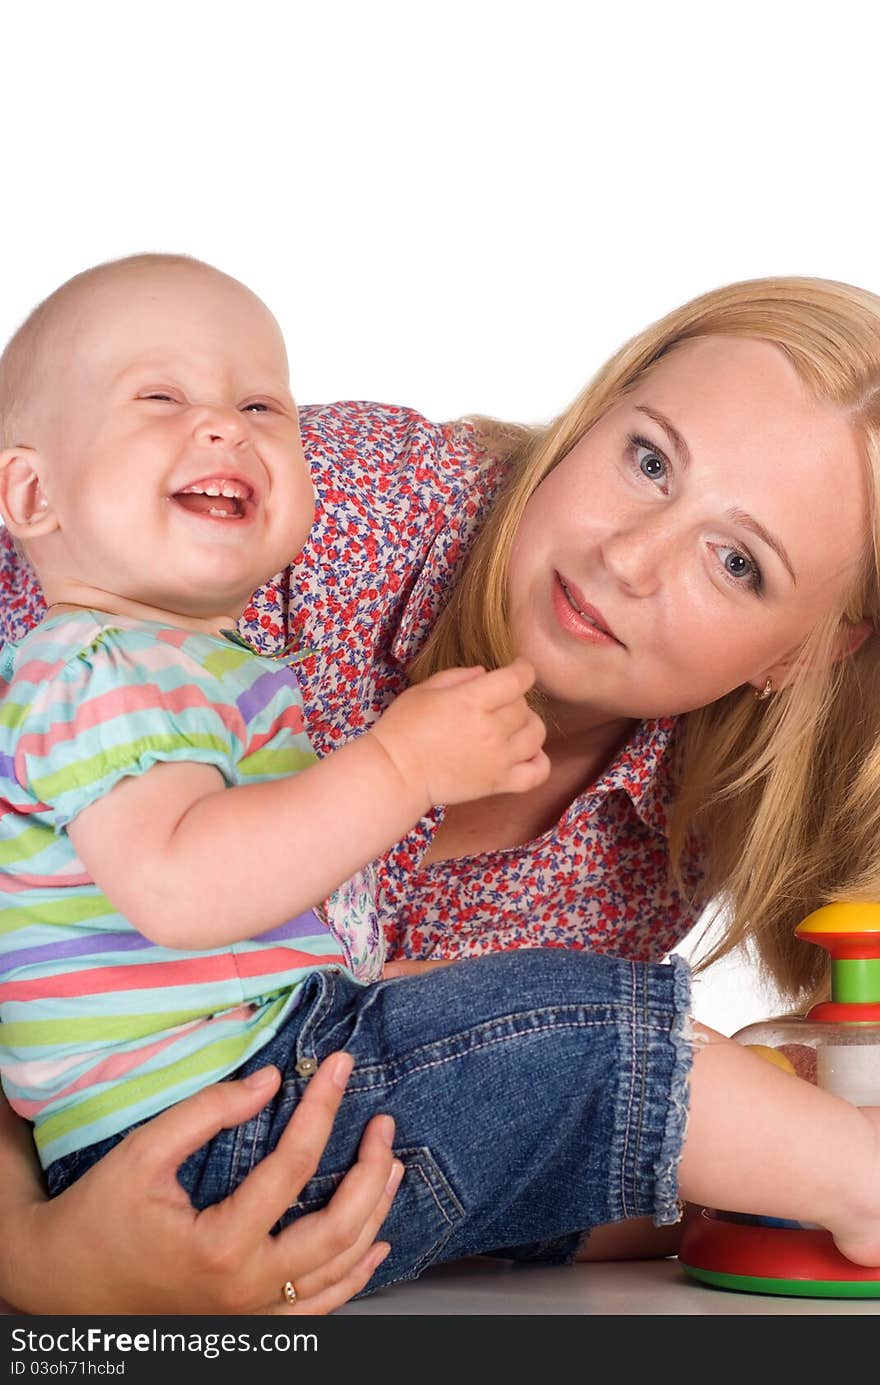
295,1055,318,1079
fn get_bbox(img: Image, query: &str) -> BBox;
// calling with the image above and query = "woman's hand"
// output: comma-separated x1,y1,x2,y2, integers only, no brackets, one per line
383,958,458,979
4,1054,401,1315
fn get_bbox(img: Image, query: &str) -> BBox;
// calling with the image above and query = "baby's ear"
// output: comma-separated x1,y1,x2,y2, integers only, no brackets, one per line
0,447,57,538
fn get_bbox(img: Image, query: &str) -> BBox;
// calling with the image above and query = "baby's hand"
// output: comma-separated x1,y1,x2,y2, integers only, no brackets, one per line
369,658,549,807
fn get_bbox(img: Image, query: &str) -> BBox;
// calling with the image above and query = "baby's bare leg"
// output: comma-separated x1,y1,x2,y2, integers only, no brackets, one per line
576,1214,691,1261
679,1024,880,1265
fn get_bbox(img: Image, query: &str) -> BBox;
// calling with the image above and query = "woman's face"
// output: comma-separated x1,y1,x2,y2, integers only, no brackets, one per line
507,336,870,724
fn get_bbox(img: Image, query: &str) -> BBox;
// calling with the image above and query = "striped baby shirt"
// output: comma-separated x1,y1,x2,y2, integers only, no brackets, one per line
0,610,380,1167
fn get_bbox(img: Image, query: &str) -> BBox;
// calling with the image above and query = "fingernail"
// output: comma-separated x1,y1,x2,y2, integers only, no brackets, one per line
385,1160,405,1195
243,1065,276,1089
371,1243,391,1268
330,1052,355,1090
376,1114,395,1146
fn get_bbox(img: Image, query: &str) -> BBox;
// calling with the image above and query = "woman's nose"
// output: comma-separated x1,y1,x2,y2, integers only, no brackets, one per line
191,406,247,448
600,517,671,596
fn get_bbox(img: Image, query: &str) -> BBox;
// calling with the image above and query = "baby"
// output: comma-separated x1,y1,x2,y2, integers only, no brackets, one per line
0,253,548,1170
3,255,880,1301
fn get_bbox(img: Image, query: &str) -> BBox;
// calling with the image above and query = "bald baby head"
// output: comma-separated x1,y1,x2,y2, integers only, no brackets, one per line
0,254,286,448
0,251,311,623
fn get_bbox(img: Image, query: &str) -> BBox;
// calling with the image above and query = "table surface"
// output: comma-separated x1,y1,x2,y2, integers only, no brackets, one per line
4,1256,880,1317
338,1256,880,1316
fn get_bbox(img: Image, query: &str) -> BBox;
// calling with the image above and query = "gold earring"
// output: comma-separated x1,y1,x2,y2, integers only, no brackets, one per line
754,678,774,702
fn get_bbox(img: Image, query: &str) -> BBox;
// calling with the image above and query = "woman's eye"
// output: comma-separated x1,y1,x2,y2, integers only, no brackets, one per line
630,437,669,486
716,545,763,594
141,393,177,403
242,401,270,413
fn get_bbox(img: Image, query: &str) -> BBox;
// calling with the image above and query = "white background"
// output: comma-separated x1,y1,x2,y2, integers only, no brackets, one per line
5,0,877,1032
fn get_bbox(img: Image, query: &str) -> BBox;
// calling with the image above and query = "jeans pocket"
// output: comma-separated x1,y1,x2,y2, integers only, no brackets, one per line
291,1144,465,1291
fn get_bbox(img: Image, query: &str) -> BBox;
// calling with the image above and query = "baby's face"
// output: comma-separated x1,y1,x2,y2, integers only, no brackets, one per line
29,265,315,620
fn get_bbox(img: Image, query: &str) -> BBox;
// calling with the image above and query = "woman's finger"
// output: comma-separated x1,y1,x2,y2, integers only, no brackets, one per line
206,1053,356,1247
268,1126,404,1315
258,1120,400,1298
265,1241,392,1316
121,1064,283,1182
277,1148,404,1303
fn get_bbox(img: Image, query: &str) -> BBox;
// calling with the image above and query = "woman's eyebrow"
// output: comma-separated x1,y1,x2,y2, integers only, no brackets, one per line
634,403,797,585
727,508,797,585
634,405,691,469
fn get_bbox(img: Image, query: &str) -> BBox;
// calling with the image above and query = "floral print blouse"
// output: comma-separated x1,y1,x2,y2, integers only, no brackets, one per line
0,401,705,963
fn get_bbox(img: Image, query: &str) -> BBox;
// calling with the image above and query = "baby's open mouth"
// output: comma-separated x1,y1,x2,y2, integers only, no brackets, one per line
172,477,254,520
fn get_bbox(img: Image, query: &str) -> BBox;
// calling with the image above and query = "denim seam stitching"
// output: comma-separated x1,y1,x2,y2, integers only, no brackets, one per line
296,971,336,1058
405,1159,462,1279
406,1155,462,1230
341,1017,672,1093
620,963,637,1219
632,964,649,1216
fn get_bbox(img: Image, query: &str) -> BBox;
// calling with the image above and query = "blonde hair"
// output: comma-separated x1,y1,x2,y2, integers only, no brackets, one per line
410,277,880,1008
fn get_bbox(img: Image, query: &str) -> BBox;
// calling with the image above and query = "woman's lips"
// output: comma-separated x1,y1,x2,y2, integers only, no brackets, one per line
551,572,624,646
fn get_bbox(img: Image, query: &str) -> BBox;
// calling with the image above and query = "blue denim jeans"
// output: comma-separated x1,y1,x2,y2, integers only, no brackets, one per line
47,948,692,1294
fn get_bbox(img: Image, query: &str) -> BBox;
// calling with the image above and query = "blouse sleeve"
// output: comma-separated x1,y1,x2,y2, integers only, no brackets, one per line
0,530,44,646
14,624,246,830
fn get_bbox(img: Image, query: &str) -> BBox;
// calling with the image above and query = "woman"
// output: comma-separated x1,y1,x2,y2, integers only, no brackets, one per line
3,275,880,1312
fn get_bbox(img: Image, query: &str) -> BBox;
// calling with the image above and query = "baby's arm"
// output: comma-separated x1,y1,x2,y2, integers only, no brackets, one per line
67,659,547,949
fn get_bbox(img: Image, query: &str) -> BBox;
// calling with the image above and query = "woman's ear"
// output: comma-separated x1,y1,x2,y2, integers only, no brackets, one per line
0,447,57,538
749,618,874,696
832,618,874,662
